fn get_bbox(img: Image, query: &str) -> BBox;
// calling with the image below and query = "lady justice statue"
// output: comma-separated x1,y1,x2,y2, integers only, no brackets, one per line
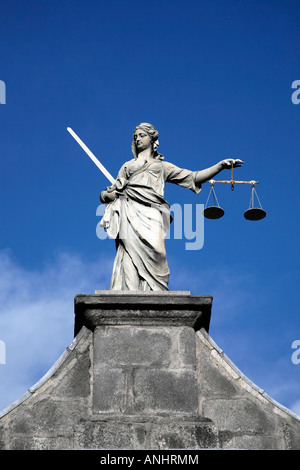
99,122,243,291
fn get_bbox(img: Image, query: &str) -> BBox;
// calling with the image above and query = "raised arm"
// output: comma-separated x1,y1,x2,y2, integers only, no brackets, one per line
195,158,244,185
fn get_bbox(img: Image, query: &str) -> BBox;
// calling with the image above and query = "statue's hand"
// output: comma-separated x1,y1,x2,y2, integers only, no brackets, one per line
100,189,117,204
221,158,244,169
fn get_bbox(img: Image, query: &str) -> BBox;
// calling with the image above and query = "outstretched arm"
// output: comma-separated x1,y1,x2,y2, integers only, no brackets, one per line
195,158,244,185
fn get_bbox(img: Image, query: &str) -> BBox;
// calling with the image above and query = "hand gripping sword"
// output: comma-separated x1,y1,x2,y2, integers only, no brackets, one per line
67,127,116,185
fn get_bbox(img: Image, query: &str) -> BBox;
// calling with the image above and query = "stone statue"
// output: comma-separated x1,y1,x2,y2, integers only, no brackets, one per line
100,123,243,291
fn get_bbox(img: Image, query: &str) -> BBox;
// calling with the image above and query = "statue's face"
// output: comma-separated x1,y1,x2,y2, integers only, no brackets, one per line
133,129,152,153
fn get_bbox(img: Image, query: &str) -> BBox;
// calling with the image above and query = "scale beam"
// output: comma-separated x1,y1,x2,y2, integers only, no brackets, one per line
210,162,259,190
209,179,259,191
210,180,259,184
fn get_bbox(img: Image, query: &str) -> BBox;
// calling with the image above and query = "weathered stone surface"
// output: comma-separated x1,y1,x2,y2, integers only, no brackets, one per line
196,340,240,397
0,292,299,450
133,369,199,414
280,420,300,449
74,292,212,335
221,433,282,450
0,423,5,449
53,350,91,397
74,421,140,449
9,435,73,451
93,368,126,413
149,421,219,449
202,398,276,433
93,326,172,367
177,327,197,368
73,418,219,450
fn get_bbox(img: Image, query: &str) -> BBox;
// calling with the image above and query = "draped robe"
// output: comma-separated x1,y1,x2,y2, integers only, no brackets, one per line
100,158,201,291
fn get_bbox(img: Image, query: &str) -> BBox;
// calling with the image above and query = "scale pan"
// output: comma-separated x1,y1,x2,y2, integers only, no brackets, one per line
244,208,266,221
203,206,225,219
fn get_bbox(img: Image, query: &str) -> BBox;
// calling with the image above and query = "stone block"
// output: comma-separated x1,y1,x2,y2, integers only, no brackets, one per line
133,369,199,414
53,350,91,397
178,327,196,368
196,342,239,398
281,421,300,449
9,398,88,437
222,433,283,450
202,398,277,433
0,423,6,449
93,369,126,413
9,436,73,450
93,326,172,367
74,421,143,449
149,421,219,449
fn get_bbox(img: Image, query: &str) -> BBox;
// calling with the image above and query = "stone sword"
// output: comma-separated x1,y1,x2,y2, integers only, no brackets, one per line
67,127,116,184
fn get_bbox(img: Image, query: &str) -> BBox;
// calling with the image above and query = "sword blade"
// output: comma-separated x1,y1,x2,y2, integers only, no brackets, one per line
67,127,116,184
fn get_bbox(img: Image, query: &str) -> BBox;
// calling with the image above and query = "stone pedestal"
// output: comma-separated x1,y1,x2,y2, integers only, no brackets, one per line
73,291,217,449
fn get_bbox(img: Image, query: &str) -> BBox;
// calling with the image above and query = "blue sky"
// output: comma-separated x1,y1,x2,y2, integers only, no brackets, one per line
0,0,299,415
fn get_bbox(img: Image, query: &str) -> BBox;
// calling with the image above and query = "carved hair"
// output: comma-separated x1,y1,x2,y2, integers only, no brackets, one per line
131,122,164,160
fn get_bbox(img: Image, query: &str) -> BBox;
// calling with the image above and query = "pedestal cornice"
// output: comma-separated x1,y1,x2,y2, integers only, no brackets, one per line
74,291,213,336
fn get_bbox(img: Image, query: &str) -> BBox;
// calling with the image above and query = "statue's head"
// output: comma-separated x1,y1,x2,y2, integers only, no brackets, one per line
132,122,164,160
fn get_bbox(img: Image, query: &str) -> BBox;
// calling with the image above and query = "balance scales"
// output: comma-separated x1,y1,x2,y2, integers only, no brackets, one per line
203,163,266,221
